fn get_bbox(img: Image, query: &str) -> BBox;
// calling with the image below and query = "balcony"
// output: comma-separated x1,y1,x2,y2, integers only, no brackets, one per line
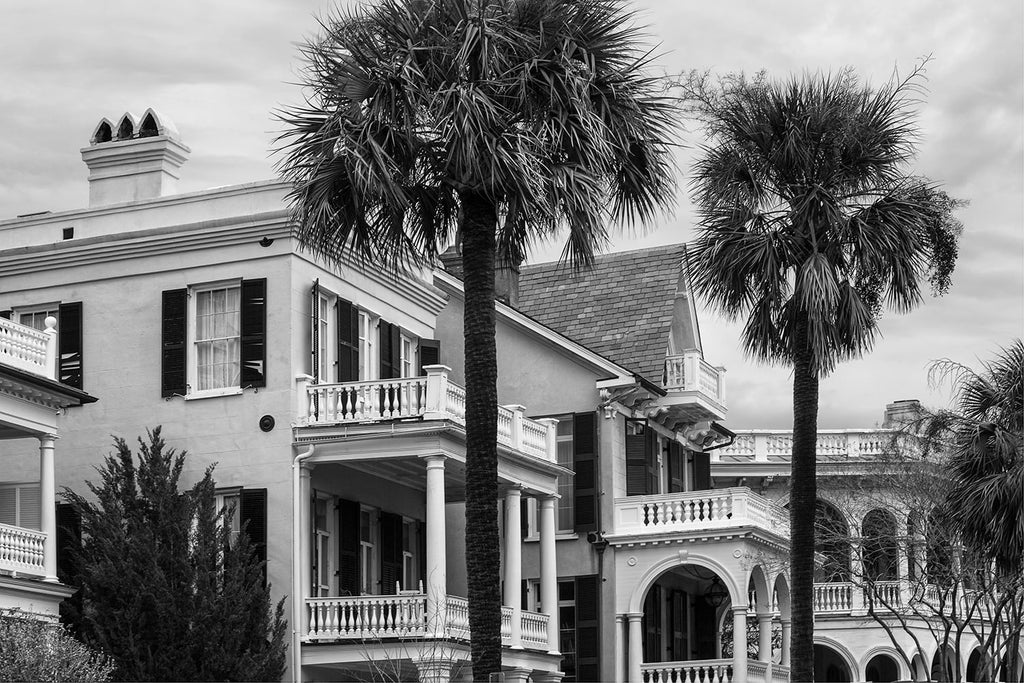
610,487,789,541
0,316,56,381
0,523,45,576
305,593,549,651
296,365,555,464
714,429,893,463
658,351,727,424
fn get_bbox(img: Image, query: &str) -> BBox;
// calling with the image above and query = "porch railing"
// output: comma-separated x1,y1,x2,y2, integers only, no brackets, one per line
663,351,726,405
0,522,46,576
770,664,790,682
747,660,770,683
714,429,893,462
613,487,789,538
641,659,734,683
305,593,548,650
813,582,853,612
0,317,56,380
299,366,556,463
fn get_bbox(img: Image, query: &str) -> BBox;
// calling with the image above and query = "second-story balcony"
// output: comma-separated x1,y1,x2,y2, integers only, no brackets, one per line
0,316,57,382
659,350,727,424
714,429,893,464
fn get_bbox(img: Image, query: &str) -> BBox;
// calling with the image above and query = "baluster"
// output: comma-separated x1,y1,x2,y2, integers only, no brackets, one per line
338,387,351,420
308,392,317,422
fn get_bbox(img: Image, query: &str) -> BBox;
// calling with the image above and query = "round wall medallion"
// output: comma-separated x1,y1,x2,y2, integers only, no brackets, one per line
259,415,276,432
627,556,638,567
733,549,743,558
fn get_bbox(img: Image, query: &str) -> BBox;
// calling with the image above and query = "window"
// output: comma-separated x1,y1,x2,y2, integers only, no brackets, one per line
360,507,377,595
0,483,41,529
555,418,575,531
316,292,333,383
161,280,265,398
193,284,241,392
402,518,417,590
400,335,416,379
315,496,333,597
358,312,373,380
5,302,84,389
215,489,241,547
533,578,598,682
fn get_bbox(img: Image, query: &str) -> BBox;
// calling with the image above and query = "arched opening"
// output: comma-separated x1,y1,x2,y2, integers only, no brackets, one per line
907,510,924,581
910,653,929,681
926,509,954,587
862,509,899,581
117,117,134,140
814,644,852,682
865,653,900,682
94,121,112,143
815,500,851,582
639,565,730,667
966,648,987,682
139,112,159,137
930,645,956,682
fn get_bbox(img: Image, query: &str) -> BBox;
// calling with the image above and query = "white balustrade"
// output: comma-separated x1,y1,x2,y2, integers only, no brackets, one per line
0,317,56,380
867,581,903,608
306,594,427,640
614,488,789,537
444,595,470,640
641,659,734,683
771,664,790,683
813,582,854,612
301,370,555,462
747,660,770,683
715,429,896,462
663,351,725,404
500,605,513,640
0,523,46,575
520,611,550,649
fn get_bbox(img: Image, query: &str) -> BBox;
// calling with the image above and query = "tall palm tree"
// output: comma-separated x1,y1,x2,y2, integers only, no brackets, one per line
277,0,676,674
682,65,962,680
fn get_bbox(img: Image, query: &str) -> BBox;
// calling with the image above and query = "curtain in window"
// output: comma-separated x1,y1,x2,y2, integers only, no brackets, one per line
196,287,240,390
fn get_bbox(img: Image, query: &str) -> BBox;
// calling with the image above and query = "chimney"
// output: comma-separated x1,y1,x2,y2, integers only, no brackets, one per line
81,109,190,206
882,399,923,427
438,243,521,307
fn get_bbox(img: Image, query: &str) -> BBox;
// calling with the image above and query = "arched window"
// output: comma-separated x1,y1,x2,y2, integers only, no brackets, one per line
815,501,851,582
117,117,134,140
926,508,953,587
865,653,900,682
94,121,112,143
906,511,923,581
862,509,899,581
139,112,159,137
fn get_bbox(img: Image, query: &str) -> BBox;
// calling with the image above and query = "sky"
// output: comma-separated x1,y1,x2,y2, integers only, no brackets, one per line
1,0,1021,429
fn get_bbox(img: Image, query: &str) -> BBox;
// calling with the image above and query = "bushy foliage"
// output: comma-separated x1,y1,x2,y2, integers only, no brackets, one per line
62,427,287,682
0,610,113,682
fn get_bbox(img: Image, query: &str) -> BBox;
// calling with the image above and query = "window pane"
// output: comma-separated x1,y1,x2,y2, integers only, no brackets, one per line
195,286,241,391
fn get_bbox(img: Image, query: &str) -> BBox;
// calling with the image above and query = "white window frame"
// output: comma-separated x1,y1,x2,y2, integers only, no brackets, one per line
186,279,243,398
400,334,417,379
401,517,418,592
358,311,377,381
360,505,378,595
0,482,41,530
214,488,242,547
314,493,334,597
316,290,336,383
13,304,60,332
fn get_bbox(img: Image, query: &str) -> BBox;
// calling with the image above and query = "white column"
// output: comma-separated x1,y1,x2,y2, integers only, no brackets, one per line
627,612,643,683
425,455,448,636
504,486,523,649
780,619,791,667
757,614,772,662
732,606,748,683
539,495,560,655
298,464,312,633
615,614,626,683
39,434,58,582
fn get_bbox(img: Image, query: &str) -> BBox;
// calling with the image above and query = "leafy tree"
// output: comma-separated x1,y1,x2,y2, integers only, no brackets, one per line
62,428,287,682
277,0,676,673
0,610,113,682
681,63,962,680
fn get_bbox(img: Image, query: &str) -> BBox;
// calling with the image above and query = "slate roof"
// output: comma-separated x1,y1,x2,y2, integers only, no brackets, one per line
517,244,687,385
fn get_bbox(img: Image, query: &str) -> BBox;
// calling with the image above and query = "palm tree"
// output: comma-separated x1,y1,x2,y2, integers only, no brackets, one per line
277,0,676,674
682,65,962,680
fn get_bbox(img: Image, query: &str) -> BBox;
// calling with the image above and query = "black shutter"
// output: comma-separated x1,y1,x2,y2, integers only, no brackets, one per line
311,280,320,382
668,441,684,493
573,412,597,533
240,279,266,388
576,575,600,682
240,488,268,585
337,297,359,381
57,302,83,389
693,450,712,491
161,289,187,397
643,584,662,663
379,320,401,379
647,429,659,494
0,310,11,319
56,502,81,585
521,499,529,538
418,339,441,373
379,511,403,594
625,422,650,496
338,499,361,595
417,519,426,592
693,597,717,659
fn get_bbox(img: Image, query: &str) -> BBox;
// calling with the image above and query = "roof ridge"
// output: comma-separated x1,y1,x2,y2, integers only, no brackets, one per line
522,242,685,272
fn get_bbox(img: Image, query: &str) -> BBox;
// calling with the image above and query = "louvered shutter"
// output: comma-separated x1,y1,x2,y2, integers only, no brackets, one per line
573,412,597,533
19,485,41,530
337,297,359,381
643,584,662,662
56,503,82,585
520,499,529,538
575,575,600,682
379,320,401,379
693,597,717,659
337,499,361,595
379,511,403,594
57,302,83,389
417,519,426,591
311,280,320,382
0,488,14,526
418,339,441,373
625,422,650,496
161,289,187,397
240,488,268,585
668,441,684,492
240,279,266,388
693,450,712,491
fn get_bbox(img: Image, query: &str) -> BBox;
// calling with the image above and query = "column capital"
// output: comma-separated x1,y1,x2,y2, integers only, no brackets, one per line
626,612,644,622
422,454,447,467
732,604,748,615
539,494,558,505
39,433,60,444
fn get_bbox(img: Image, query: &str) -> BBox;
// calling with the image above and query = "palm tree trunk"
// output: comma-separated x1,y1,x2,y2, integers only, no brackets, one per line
460,189,503,678
790,313,819,682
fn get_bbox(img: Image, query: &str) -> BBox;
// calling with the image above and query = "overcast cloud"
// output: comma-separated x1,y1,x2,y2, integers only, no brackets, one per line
1,0,1020,429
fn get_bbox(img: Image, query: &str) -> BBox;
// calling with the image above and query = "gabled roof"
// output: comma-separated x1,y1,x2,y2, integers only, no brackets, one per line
517,243,690,385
